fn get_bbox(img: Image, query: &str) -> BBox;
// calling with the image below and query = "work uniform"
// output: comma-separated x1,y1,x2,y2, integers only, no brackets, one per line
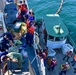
1,32,14,51
47,58,57,71
59,62,70,75
1,38,10,51
20,4,28,21
26,25,36,45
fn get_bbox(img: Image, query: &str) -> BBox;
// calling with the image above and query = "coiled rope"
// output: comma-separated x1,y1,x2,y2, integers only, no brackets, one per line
55,0,64,14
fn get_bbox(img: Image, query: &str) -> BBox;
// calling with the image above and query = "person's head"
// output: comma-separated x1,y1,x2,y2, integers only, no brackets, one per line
29,9,33,13
29,9,34,15
20,1,22,4
66,62,70,65
69,50,72,53
1,55,9,62
3,34,8,39
69,51,73,55
52,58,56,61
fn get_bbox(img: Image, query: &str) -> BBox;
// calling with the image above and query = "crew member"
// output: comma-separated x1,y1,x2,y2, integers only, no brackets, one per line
26,22,36,46
63,50,73,62
71,54,76,66
59,62,70,75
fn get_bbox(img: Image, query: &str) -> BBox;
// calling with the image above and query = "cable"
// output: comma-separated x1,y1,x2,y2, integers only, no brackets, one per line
55,0,64,14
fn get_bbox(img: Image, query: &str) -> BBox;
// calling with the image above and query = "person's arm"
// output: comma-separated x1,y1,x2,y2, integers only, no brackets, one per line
9,40,18,51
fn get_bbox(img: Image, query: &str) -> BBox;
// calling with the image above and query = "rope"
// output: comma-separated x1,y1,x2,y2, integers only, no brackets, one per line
55,0,64,14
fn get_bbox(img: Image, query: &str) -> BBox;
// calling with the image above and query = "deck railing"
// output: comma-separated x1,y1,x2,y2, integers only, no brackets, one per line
67,34,76,52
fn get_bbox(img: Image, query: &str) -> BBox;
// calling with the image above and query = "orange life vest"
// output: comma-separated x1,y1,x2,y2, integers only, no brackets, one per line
52,60,57,65
20,4,28,13
28,26,35,34
74,55,76,61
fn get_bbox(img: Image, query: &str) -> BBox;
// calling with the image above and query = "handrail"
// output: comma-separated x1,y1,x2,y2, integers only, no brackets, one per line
68,34,76,52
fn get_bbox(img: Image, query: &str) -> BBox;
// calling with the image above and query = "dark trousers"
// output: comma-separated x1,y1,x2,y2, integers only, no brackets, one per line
47,65,55,71
59,70,66,75
21,11,26,21
63,55,70,62
51,65,55,71
26,32,33,45
71,59,76,66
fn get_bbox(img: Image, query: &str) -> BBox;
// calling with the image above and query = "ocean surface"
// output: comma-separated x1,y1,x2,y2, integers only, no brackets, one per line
28,0,76,43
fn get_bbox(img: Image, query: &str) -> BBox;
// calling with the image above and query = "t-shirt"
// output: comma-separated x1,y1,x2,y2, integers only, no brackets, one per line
3,32,13,42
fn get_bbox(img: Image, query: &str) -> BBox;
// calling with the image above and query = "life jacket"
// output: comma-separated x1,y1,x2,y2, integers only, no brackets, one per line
66,64,70,70
61,64,70,70
61,64,67,70
52,60,57,65
28,26,35,34
20,4,28,13
74,55,76,61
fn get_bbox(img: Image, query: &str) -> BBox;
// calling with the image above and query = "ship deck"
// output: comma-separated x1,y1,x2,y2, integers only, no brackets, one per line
38,23,76,75
2,0,39,75
1,0,76,75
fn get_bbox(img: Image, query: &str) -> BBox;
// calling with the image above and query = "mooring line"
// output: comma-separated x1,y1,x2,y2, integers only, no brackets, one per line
55,0,64,14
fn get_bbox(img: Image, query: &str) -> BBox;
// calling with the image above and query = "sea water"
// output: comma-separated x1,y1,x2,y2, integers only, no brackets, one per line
28,0,76,43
